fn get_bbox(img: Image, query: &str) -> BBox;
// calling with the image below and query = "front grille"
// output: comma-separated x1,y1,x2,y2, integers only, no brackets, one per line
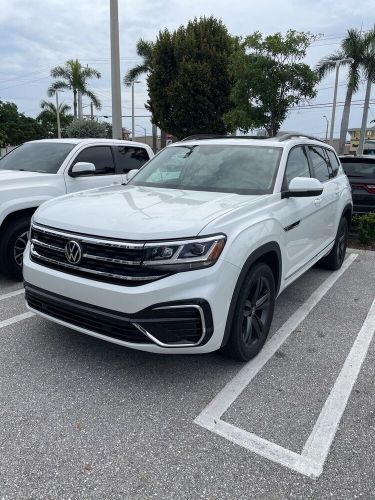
30,224,171,286
25,284,209,347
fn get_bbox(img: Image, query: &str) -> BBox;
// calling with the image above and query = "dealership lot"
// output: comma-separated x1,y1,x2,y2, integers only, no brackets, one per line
0,250,374,499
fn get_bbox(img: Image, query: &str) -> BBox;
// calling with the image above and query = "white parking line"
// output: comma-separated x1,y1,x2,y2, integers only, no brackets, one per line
0,312,35,329
0,288,24,301
195,253,363,478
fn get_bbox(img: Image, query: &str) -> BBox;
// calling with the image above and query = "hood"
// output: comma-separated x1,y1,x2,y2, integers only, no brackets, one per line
0,169,57,185
34,184,262,240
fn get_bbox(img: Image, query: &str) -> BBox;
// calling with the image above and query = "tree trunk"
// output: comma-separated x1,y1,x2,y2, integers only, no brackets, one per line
152,123,157,152
160,129,167,149
338,84,354,154
73,88,77,119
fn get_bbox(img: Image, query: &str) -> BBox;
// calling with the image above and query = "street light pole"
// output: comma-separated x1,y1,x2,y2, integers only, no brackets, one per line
110,0,123,139
131,81,140,141
56,91,61,139
326,58,354,143
323,115,329,141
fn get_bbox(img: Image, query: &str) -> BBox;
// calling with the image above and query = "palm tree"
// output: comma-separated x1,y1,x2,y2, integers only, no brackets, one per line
37,100,72,138
316,29,366,154
38,99,71,120
357,27,375,154
48,59,101,119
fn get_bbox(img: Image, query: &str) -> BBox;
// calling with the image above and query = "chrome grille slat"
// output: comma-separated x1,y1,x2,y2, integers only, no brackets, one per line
30,224,170,286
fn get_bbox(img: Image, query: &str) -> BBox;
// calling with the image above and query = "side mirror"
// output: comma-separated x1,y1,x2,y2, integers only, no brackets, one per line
282,177,323,199
125,169,138,182
70,162,96,177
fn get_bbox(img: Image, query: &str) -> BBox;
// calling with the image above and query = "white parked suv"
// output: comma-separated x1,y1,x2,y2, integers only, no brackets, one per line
0,138,153,278
23,135,352,361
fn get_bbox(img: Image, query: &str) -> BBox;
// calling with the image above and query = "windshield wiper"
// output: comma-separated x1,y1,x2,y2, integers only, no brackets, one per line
18,169,46,173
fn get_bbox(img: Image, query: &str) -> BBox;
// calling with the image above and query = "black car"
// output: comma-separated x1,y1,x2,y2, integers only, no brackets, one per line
339,155,375,214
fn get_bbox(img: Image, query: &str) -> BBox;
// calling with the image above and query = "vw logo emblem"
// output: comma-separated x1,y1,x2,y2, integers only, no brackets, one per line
65,240,82,265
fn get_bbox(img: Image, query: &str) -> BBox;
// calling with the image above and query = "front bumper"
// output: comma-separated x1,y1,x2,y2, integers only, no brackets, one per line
23,243,240,354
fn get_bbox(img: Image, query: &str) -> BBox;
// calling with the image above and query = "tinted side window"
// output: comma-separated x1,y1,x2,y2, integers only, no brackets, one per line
73,146,115,175
308,146,330,182
284,146,310,187
116,146,150,173
326,150,340,177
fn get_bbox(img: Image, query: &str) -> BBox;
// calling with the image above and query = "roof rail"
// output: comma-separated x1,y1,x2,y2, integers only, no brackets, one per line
276,133,325,143
181,134,269,142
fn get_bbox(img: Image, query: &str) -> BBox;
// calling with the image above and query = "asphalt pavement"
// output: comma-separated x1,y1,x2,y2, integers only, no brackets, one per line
0,249,374,499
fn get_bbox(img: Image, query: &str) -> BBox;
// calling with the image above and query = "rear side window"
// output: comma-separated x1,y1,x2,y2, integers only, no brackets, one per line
116,146,150,173
308,146,330,182
341,160,375,178
284,146,310,188
73,146,115,175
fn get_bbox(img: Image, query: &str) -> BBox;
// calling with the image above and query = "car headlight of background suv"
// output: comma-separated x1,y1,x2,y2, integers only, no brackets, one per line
142,234,226,271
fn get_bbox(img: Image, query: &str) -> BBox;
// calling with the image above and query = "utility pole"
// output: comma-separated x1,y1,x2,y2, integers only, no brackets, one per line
56,91,61,139
323,115,329,141
357,78,372,156
132,82,135,140
110,0,123,139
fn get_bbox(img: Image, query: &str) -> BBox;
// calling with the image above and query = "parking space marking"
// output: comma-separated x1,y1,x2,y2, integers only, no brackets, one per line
195,253,362,478
0,312,35,329
0,288,24,301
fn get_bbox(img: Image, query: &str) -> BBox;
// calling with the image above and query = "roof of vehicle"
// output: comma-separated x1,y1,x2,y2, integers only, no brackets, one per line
172,135,331,149
26,138,149,148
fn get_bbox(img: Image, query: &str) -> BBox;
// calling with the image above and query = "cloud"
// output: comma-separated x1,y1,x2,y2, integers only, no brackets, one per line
0,0,373,136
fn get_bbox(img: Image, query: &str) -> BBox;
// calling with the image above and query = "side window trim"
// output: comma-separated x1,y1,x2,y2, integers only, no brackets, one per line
282,145,311,191
68,145,116,176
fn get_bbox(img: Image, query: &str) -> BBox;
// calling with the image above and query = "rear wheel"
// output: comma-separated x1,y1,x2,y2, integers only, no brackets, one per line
319,217,348,271
225,263,275,362
0,216,31,280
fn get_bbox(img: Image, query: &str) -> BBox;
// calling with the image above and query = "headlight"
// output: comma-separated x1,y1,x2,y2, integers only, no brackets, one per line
143,234,226,271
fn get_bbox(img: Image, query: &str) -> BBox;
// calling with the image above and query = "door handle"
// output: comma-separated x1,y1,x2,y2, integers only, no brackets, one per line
314,197,322,206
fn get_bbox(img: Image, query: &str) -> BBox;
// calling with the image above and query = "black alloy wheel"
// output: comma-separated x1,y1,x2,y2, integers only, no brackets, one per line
225,262,276,361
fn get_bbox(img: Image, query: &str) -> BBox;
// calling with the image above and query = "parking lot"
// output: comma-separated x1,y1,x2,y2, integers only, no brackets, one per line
0,249,374,499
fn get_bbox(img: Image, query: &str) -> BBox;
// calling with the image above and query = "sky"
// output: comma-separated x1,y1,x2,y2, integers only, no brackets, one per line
0,0,374,139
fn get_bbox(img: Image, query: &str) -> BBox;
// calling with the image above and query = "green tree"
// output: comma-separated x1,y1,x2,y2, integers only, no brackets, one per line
0,100,47,147
48,59,101,119
316,29,367,153
146,16,236,139
36,100,73,138
225,30,318,137
66,118,108,138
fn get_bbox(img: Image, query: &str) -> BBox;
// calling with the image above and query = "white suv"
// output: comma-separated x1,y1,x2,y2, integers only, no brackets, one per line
0,138,153,278
23,135,352,361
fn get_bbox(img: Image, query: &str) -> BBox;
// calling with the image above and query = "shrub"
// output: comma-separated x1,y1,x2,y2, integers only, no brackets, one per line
66,119,109,138
353,213,375,244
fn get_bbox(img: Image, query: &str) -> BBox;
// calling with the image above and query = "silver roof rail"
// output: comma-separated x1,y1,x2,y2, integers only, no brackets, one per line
276,133,325,143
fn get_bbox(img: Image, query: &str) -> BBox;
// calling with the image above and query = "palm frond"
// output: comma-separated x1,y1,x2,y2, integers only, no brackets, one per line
81,67,101,79
315,51,344,79
123,64,148,86
84,90,102,110
47,81,71,97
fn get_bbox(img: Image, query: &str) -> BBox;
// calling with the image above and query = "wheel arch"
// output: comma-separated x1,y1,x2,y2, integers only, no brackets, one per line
220,242,282,348
341,203,353,229
0,207,37,233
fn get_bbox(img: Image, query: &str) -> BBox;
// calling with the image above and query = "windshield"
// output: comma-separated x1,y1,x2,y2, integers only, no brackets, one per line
0,142,76,174
130,144,282,194
341,160,375,178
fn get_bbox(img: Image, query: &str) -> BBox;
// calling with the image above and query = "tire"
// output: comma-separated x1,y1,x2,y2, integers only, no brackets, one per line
224,262,276,362
0,216,31,280
318,218,348,271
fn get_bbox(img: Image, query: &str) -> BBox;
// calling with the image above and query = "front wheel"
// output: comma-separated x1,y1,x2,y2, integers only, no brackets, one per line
225,263,276,362
318,217,348,271
0,216,31,280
